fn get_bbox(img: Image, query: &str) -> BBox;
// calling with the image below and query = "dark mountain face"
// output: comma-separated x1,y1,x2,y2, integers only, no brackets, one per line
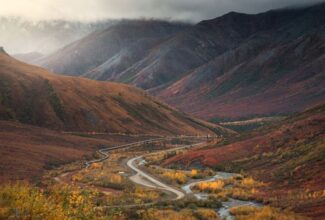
37,3,325,119
36,20,190,77
157,4,325,119
159,32,325,119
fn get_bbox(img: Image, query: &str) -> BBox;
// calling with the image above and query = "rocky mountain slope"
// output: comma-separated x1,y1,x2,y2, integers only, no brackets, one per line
158,4,325,119
37,3,325,119
0,48,222,135
36,20,189,77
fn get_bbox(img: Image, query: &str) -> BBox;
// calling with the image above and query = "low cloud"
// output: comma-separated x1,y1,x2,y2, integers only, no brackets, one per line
0,0,323,22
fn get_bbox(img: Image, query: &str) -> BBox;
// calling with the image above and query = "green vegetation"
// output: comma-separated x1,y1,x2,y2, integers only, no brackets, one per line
0,76,15,120
230,137,325,182
222,123,267,133
112,96,167,131
21,88,38,124
158,196,222,210
45,80,65,121
210,114,288,123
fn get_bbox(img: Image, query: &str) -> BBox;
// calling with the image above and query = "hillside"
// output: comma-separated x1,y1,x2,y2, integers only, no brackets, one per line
0,120,161,182
0,48,220,135
163,104,325,218
0,120,106,182
37,3,325,119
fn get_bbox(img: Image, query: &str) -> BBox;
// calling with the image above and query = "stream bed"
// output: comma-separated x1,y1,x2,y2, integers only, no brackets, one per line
181,172,263,220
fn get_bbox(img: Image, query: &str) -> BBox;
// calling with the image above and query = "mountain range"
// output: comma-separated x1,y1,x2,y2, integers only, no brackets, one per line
35,3,325,120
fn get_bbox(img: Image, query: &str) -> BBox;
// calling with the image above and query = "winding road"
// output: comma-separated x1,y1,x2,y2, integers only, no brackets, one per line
126,142,205,200
55,136,207,198
55,135,263,218
127,156,185,200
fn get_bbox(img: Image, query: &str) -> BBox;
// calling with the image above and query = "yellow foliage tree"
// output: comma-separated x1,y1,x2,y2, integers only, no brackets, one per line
0,183,98,220
191,169,198,177
195,180,224,192
162,171,187,184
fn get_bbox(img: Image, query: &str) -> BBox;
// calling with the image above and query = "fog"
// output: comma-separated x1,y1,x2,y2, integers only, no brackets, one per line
1,0,323,54
0,0,323,22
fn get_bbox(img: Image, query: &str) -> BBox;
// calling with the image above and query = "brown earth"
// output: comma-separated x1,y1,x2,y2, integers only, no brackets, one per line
0,119,166,183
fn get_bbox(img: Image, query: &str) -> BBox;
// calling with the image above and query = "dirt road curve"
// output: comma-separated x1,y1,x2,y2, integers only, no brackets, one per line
127,156,185,200
127,142,204,200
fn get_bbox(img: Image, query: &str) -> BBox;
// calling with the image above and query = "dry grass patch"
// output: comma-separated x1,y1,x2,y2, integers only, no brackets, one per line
230,205,307,220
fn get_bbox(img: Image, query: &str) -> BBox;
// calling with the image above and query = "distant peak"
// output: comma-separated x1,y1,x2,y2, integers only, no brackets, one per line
225,11,241,15
0,47,8,55
197,11,249,26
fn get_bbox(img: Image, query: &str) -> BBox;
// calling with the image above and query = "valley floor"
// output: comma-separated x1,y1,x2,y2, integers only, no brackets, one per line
1,135,314,219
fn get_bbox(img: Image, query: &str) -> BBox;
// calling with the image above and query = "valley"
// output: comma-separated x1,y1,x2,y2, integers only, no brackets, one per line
35,135,310,219
0,1,324,220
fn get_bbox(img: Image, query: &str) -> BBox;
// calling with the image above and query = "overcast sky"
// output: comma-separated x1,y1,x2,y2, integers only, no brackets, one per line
0,0,323,22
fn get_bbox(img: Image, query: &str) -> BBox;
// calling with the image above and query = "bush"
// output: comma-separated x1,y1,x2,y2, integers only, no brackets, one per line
229,205,306,220
162,171,187,184
0,183,98,220
194,180,225,193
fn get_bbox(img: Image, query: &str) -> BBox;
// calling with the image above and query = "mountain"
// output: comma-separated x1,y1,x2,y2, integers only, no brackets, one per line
163,104,325,218
157,4,325,119
37,3,325,120
0,48,223,136
36,20,189,77
0,17,114,54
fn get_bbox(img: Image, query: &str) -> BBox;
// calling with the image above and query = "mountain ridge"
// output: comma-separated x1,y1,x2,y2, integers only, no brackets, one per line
0,49,224,135
35,3,325,119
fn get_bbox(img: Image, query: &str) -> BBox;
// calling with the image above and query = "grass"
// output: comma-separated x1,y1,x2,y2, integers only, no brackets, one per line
229,206,307,220
0,76,15,120
45,80,65,121
112,96,168,131
107,207,220,220
71,153,131,190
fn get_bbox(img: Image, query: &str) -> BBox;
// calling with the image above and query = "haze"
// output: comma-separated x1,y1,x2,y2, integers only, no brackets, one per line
0,0,324,22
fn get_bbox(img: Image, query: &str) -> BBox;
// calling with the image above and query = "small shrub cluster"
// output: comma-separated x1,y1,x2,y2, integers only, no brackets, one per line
162,170,187,184
194,180,225,193
229,205,307,220
158,196,222,210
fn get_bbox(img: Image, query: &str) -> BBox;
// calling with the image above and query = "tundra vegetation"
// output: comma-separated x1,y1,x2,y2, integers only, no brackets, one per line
0,136,318,219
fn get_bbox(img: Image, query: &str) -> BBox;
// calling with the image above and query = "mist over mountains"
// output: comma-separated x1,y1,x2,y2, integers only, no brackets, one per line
34,3,325,119
0,17,115,54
